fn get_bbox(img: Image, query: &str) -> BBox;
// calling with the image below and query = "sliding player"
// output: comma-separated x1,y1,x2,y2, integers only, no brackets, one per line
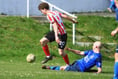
42,41,102,74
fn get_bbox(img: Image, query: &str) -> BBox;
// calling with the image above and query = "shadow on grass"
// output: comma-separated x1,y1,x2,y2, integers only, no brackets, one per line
86,69,113,74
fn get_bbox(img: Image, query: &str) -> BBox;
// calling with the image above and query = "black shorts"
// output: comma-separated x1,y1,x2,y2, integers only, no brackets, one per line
45,31,67,49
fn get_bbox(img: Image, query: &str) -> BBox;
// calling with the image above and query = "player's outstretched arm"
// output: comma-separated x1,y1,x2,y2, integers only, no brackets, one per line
61,14,78,24
65,47,84,55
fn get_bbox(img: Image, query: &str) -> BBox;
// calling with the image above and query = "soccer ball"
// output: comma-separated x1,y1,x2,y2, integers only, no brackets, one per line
26,54,36,63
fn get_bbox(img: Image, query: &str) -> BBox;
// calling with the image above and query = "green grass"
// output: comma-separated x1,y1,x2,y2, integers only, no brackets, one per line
0,15,117,79
0,59,114,79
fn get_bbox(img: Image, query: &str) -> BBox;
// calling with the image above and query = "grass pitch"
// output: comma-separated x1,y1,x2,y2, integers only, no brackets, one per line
0,15,117,79
0,59,114,79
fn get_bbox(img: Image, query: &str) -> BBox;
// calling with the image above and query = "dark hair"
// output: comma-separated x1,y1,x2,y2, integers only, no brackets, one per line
38,2,49,10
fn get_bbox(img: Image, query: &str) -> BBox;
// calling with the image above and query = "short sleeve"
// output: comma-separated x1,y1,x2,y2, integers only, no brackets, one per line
96,58,102,68
47,14,55,24
56,11,62,16
84,50,89,56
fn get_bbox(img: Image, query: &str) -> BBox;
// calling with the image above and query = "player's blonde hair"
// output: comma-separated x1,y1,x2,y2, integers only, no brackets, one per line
93,41,102,49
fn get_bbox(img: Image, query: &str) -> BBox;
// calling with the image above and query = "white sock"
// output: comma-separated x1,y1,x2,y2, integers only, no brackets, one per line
46,56,50,58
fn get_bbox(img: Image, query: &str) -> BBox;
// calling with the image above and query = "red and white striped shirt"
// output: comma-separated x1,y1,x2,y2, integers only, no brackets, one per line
47,11,66,35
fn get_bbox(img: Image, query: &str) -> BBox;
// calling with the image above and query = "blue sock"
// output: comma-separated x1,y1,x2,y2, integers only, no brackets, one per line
50,66,60,70
113,62,118,79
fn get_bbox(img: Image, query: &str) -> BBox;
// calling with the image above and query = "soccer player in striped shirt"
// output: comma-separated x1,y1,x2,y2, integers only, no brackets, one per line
42,41,102,74
111,27,118,79
38,2,78,64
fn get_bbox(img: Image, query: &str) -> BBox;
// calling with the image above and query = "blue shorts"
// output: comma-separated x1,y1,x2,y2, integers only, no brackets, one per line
65,61,80,72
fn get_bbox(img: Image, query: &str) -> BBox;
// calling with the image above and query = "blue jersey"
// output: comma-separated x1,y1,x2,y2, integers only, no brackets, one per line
65,50,102,72
77,50,102,72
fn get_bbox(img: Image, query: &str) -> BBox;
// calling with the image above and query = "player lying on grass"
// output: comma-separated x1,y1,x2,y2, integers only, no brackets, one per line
42,41,102,74
111,27,118,79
